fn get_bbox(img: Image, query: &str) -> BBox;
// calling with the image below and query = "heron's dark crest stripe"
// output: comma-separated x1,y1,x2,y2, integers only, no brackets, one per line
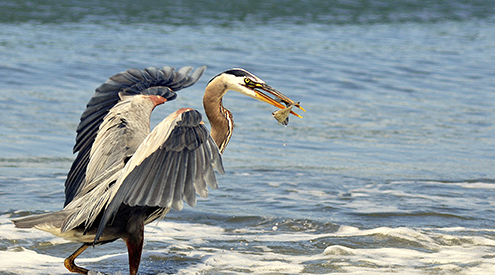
208,68,257,84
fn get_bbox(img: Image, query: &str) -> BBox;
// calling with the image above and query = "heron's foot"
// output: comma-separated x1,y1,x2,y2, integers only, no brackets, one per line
64,244,90,274
64,256,89,274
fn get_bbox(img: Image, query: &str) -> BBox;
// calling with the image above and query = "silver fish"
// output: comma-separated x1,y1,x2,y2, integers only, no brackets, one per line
272,102,299,125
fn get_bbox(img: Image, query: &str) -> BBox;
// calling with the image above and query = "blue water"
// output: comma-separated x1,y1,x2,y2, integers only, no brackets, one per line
1,1,495,274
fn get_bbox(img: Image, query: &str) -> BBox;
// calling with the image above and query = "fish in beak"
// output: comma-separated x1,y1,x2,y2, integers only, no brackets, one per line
243,79,305,124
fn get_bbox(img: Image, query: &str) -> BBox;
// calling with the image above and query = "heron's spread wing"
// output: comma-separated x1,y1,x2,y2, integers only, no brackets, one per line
94,108,224,242
61,96,157,233
76,97,150,197
64,66,207,206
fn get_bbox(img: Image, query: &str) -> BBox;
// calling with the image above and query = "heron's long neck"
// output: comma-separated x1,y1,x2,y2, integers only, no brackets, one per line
203,80,233,154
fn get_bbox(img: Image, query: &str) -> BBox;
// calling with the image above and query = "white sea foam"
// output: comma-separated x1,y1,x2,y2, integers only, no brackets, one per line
0,248,67,274
0,248,124,275
2,215,495,274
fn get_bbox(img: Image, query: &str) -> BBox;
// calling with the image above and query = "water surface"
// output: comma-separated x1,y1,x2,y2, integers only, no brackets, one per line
1,0,495,274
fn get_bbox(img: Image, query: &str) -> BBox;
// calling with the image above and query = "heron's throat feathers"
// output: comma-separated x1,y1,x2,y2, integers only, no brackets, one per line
203,82,233,154
205,99,233,154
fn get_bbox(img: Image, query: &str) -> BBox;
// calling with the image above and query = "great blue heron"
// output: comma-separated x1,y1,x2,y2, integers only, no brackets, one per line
12,66,303,275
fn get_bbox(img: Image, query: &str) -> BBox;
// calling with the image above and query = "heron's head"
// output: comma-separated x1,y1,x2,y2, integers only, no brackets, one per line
208,68,305,118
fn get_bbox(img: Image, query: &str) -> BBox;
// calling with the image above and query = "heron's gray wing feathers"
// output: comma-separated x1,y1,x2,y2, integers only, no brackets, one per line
64,66,207,206
94,109,224,242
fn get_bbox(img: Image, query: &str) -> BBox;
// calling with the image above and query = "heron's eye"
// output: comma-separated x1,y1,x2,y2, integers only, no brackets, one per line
244,78,258,87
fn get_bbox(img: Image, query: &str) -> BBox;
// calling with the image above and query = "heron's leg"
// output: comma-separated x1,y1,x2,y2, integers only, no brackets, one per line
64,243,90,274
125,225,144,275
125,230,144,275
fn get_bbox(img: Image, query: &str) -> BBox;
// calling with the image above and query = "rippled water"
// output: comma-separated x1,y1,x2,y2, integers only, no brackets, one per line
1,0,495,274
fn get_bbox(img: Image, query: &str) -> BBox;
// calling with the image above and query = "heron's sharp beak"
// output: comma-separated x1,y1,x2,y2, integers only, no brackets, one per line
250,83,305,118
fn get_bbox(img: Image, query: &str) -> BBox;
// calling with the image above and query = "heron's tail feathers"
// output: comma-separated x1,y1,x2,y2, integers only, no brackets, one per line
12,210,69,229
